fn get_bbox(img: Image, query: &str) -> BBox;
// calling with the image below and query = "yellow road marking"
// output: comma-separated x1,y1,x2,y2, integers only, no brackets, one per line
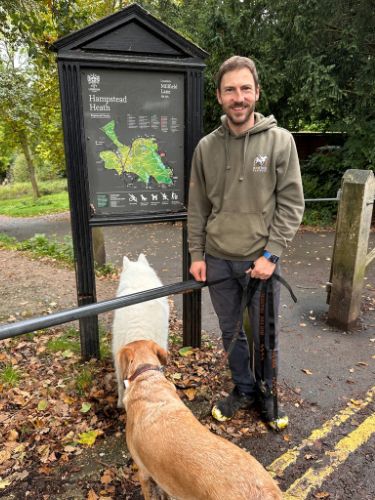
268,386,375,478
283,412,375,499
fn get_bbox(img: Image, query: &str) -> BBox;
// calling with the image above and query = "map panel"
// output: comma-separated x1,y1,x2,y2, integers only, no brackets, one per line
80,69,184,215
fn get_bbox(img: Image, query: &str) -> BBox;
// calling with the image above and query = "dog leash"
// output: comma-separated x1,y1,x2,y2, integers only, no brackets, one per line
220,270,297,360
207,270,296,431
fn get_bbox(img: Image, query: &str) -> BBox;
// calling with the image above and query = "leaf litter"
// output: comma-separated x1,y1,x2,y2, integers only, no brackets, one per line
0,304,301,499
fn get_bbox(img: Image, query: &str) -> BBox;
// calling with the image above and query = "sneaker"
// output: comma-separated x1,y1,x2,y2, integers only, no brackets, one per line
212,387,255,422
259,395,289,431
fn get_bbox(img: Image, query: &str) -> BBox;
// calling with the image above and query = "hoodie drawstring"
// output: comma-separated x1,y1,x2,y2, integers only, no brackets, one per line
224,128,251,182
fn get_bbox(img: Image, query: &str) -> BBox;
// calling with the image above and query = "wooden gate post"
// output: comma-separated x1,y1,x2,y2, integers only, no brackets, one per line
327,169,375,329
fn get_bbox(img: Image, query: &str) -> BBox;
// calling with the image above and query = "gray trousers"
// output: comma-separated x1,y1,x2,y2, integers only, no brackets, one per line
206,254,280,396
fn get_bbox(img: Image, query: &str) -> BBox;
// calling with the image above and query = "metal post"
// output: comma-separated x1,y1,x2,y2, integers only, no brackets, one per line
58,61,100,360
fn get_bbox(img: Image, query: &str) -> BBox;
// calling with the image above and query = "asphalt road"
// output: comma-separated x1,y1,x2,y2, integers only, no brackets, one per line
1,213,375,499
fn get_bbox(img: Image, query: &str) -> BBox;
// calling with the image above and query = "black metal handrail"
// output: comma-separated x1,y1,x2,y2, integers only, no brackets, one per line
0,279,204,341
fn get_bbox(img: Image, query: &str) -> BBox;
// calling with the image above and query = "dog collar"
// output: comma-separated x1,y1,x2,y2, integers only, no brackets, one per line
124,363,163,388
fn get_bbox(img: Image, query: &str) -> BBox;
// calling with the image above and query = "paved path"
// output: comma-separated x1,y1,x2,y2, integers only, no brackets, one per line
1,214,375,498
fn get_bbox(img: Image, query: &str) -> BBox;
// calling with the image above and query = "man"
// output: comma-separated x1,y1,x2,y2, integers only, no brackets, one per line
187,56,304,428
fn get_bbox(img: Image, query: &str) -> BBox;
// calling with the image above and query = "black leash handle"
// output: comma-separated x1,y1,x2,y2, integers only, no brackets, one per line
206,269,297,422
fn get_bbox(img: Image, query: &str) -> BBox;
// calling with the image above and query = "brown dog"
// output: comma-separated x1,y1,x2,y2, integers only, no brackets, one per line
117,339,282,500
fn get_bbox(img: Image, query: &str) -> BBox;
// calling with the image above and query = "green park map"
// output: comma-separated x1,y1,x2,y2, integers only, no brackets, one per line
99,120,173,185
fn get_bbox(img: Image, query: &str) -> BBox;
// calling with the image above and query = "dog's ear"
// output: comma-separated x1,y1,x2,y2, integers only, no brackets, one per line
122,256,130,269
117,345,134,379
150,341,168,366
138,253,148,265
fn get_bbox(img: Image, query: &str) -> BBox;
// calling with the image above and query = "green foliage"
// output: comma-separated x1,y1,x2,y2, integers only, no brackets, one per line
0,231,118,280
0,364,22,387
46,326,81,354
301,146,345,226
0,179,67,200
302,205,338,227
0,191,69,217
94,262,118,277
0,233,18,248
10,153,29,182
302,147,345,199
75,364,94,395
1,0,374,210
18,233,74,263
98,322,112,359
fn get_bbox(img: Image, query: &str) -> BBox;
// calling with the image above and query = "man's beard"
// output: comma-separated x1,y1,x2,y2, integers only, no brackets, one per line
226,101,255,127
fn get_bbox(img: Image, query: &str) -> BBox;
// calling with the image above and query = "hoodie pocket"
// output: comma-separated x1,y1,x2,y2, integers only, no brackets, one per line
206,211,268,256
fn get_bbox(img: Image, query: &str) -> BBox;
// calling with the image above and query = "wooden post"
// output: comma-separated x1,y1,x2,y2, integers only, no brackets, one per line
327,169,375,329
92,227,106,267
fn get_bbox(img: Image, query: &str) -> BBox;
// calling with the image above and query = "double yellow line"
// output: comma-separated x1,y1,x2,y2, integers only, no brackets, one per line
267,386,375,499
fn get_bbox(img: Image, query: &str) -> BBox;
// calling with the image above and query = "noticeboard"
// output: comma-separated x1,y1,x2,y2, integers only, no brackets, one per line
52,3,207,357
81,68,185,216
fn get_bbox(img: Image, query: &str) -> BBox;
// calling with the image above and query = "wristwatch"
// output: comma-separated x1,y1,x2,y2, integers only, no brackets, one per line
263,250,279,264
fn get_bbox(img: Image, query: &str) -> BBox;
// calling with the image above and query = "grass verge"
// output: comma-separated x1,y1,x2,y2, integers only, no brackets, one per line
0,232,118,277
0,191,69,217
0,179,69,217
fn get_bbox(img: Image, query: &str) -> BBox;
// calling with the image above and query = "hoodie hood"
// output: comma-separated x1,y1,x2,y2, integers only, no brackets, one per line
220,112,277,181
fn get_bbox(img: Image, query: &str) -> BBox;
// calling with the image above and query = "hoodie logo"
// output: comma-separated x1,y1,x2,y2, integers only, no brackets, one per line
253,154,268,173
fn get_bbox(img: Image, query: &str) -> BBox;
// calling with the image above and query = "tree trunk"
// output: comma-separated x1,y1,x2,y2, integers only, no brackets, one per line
19,129,40,199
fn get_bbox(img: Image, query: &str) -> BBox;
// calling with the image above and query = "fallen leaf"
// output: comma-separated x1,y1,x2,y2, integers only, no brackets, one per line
302,369,313,375
64,445,77,453
314,492,330,499
8,429,19,442
87,489,99,500
178,346,194,357
356,362,368,367
62,395,76,404
37,399,48,411
183,388,197,401
13,395,27,406
350,399,363,406
37,444,50,463
77,429,104,447
38,465,53,474
0,478,11,490
62,350,74,358
0,449,12,465
100,469,115,485
80,402,92,413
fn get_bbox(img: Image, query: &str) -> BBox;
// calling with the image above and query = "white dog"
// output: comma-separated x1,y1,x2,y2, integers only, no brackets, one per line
112,253,169,407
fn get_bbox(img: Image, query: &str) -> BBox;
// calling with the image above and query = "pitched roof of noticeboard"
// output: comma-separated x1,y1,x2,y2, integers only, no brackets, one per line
50,3,208,60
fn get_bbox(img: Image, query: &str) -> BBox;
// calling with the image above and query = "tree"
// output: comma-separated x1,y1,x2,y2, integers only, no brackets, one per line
0,43,41,197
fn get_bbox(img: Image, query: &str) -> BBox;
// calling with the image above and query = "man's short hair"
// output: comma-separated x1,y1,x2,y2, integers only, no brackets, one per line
216,56,259,90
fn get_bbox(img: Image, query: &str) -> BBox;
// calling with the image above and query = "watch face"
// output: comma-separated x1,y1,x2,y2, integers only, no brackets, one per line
269,254,279,263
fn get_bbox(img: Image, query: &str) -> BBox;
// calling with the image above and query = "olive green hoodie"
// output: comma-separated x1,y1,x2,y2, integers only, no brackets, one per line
187,112,304,262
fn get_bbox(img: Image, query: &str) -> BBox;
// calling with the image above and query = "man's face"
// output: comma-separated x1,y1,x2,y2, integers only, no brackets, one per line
217,67,259,134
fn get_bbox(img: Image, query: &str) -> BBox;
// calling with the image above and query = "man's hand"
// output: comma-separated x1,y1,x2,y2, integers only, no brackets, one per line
190,260,207,282
247,256,276,280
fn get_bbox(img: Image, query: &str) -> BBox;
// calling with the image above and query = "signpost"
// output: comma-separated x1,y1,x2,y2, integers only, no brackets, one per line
51,3,207,359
